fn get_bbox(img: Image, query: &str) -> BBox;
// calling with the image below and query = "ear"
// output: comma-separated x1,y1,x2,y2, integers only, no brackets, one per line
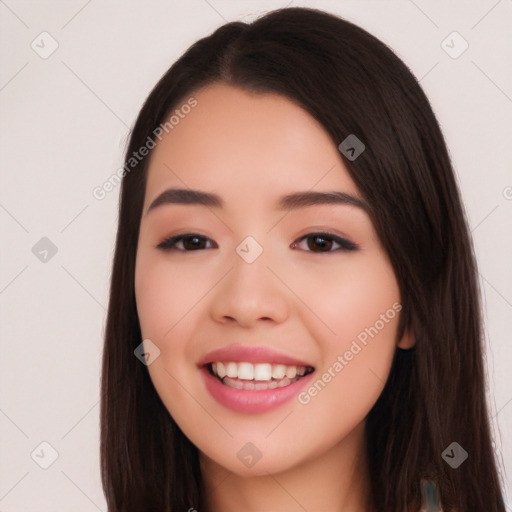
397,327,415,349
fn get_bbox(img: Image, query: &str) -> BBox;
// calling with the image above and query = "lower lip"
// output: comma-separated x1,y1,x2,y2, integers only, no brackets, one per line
200,366,315,414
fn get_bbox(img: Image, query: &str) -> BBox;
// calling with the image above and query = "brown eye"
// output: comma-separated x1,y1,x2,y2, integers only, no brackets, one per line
291,232,358,253
157,234,216,251
156,231,358,253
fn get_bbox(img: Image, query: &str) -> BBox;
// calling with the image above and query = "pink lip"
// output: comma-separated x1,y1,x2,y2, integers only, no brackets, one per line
200,366,315,414
197,344,313,367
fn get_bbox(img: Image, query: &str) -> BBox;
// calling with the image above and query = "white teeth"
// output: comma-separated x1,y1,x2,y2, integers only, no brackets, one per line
210,361,310,383
226,362,238,378
216,361,226,378
254,363,272,381
238,362,254,380
223,375,294,390
230,379,243,389
285,366,297,379
272,364,286,379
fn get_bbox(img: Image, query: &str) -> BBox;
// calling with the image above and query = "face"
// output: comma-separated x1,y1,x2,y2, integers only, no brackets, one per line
134,83,412,477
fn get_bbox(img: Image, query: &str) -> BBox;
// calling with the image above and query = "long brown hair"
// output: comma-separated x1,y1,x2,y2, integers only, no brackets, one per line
100,7,506,511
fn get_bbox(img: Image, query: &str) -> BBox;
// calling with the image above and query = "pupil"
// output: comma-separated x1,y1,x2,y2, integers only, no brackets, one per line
310,235,331,251
185,236,204,250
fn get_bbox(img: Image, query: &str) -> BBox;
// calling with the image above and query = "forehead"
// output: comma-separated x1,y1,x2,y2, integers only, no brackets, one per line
144,83,360,209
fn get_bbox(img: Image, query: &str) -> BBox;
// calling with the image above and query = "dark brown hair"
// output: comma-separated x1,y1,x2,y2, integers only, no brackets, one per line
100,7,506,511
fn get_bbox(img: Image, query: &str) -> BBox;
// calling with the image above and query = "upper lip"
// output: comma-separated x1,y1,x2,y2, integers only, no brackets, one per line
198,345,314,368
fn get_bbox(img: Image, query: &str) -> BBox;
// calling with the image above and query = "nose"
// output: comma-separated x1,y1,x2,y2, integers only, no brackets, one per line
209,248,290,328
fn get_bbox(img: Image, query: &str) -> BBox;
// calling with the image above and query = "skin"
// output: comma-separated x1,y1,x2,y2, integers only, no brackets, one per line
134,83,414,512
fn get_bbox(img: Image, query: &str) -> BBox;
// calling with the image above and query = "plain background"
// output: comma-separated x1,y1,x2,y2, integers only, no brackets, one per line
0,1,511,510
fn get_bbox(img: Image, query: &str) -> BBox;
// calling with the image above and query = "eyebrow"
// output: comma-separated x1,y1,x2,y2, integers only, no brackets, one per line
145,188,368,216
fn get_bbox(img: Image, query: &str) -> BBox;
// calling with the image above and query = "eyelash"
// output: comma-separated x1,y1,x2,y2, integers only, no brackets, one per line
156,231,358,253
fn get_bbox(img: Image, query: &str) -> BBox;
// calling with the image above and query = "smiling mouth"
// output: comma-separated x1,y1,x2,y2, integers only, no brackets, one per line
206,361,315,390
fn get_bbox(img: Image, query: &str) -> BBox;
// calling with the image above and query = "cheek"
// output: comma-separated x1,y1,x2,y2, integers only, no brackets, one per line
134,253,212,430
284,254,400,421
294,298,399,453
281,253,400,344
135,251,203,340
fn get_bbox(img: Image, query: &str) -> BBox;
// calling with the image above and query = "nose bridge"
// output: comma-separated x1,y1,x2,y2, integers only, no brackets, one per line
210,234,289,326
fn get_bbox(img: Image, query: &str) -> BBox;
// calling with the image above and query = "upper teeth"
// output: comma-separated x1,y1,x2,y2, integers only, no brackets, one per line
211,362,308,381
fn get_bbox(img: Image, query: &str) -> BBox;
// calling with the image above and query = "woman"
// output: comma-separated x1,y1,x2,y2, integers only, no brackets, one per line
100,7,506,511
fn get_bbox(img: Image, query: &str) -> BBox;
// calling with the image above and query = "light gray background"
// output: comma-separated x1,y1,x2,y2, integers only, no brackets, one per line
1,1,511,510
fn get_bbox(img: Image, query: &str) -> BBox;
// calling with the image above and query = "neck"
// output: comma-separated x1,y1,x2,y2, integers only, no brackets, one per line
200,422,374,512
